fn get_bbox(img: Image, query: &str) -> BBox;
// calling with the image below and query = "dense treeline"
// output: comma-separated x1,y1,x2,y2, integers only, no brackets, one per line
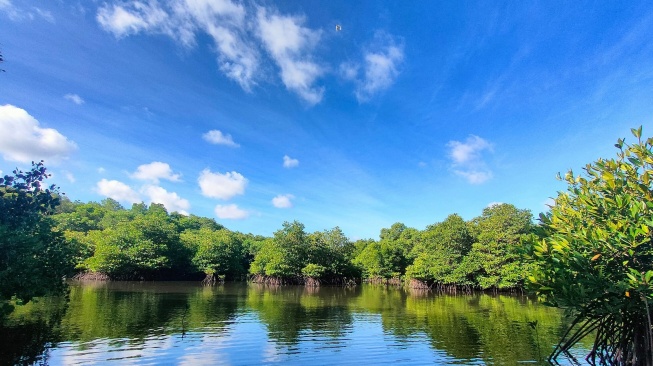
0,162,537,308
47,192,535,290
54,199,265,282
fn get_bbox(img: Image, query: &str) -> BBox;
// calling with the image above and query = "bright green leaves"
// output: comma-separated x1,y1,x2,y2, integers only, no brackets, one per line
525,126,653,317
250,223,357,281
181,228,245,278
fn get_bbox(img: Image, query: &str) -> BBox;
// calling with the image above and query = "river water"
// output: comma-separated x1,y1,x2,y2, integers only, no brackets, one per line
1,281,590,365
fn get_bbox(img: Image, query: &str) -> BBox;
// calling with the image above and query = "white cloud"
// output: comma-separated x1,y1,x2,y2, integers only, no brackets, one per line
131,161,181,183
63,171,76,183
202,129,239,147
486,201,504,208
198,169,247,200
0,104,77,163
64,93,84,105
98,167,106,174
342,32,404,102
283,155,299,168
96,179,141,203
446,135,494,184
31,7,54,22
142,185,190,214
339,62,359,80
0,2,53,22
454,170,493,184
215,204,249,219
448,135,492,164
272,194,294,208
97,0,259,91
0,0,17,20
97,1,168,37
256,7,324,104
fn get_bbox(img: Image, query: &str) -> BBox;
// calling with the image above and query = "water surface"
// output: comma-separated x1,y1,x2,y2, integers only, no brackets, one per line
1,282,590,365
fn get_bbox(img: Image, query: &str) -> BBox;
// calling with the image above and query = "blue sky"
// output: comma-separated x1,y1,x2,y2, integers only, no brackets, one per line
1,1,653,239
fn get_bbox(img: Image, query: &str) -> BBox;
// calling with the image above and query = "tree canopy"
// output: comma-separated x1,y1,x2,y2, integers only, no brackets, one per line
0,162,74,307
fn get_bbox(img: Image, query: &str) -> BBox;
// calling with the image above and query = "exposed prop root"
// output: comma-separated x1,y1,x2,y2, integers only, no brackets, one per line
549,307,653,365
201,273,224,286
72,272,110,281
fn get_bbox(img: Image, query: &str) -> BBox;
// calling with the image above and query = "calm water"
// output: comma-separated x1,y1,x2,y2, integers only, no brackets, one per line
1,282,591,365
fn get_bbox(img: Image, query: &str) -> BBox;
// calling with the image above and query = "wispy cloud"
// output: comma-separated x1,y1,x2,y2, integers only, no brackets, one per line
256,7,324,104
64,93,84,105
272,194,294,208
446,135,494,184
215,203,249,219
63,171,76,183
0,1,54,22
97,0,259,91
341,32,404,102
0,104,77,163
203,129,239,147
131,161,181,183
95,1,401,104
283,155,299,168
198,169,248,200
96,1,169,37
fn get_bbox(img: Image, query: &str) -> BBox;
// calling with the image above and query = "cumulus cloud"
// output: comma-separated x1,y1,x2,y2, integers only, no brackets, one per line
131,161,181,183
272,194,294,208
202,129,239,147
198,169,247,200
0,104,77,163
142,185,190,214
215,203,249,219
64,93,84,105
96,178,141,203
341,32,404,102
256,7,324,104
446,135,494,184
283,155,299,168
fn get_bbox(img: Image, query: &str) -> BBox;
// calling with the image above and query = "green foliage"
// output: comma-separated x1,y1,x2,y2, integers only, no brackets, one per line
181,228,245,278
249,221,308,278
307,227,359,279
525,128,653,363
79,206,188,279
354,223,416,280
0,162,74,303
353,241,387,278
462,204,533,289
249,223,360,282
302,263,327,278
406,214,473,284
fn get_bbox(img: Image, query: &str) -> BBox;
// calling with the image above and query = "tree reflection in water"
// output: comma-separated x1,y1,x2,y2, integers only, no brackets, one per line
2,282,588,365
